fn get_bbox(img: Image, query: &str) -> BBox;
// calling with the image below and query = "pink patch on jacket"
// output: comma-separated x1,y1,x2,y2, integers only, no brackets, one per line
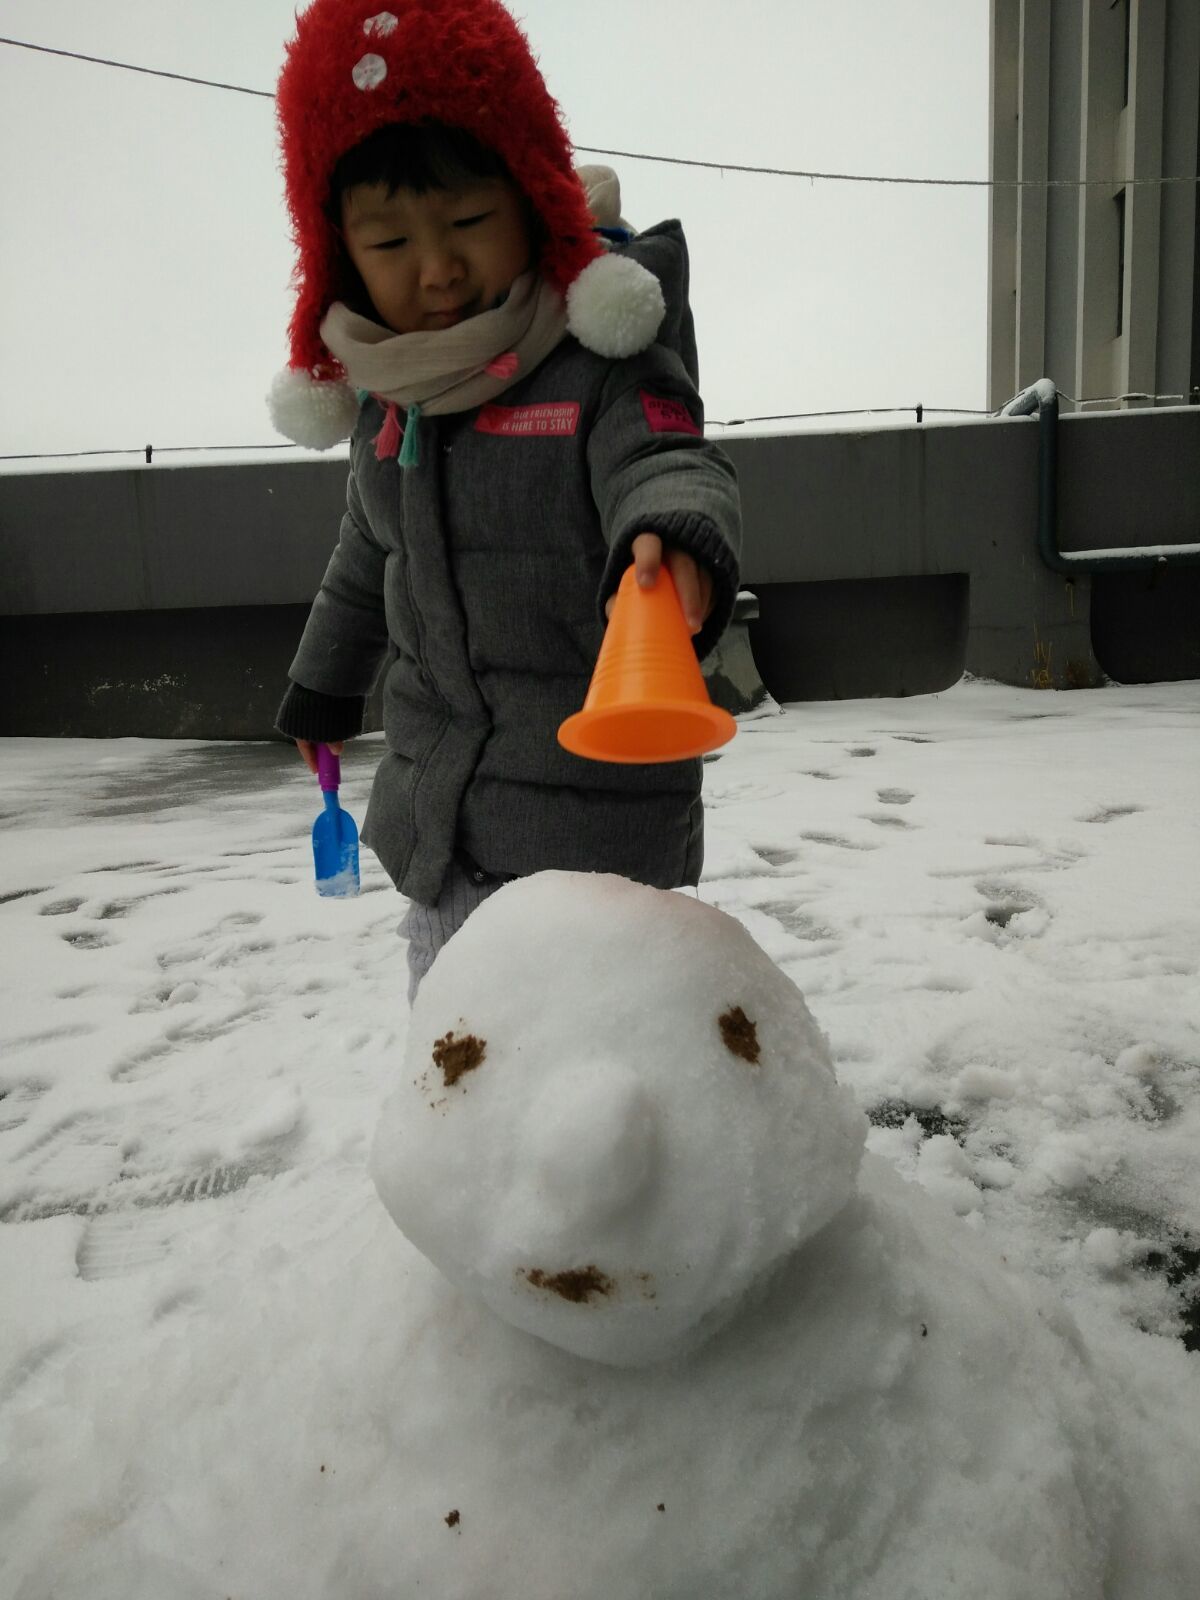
475,402,581,437
639,392,701,437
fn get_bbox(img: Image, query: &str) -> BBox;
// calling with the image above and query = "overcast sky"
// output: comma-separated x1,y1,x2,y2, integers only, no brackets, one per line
0,0,990,463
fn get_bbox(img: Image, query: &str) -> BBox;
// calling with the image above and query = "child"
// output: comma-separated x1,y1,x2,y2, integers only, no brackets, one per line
270,0,742,999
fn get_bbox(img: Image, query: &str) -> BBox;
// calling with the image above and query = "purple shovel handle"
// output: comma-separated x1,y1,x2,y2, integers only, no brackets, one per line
316,743,341,793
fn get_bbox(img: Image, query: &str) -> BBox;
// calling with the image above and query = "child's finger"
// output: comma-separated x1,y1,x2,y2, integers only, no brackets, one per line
297,739,344,776
666,550,706,634
631,532,663,589
697,567,714,623
607,533,664,618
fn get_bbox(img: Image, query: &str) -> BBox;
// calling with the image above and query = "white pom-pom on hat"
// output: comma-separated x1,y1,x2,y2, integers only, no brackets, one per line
267,368,362,450
566,253,665,359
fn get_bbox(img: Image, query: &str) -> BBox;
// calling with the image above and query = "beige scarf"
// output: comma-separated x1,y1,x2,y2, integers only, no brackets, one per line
318,165,630,419
319,267,568,417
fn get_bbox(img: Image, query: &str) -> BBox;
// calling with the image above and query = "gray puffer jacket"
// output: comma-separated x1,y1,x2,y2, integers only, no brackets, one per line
277,221,741,903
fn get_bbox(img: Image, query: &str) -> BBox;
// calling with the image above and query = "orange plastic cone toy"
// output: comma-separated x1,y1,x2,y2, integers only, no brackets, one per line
558,564,737,764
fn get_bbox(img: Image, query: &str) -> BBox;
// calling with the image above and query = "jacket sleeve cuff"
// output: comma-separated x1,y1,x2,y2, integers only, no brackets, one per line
274,683,366,743
599,513,740,662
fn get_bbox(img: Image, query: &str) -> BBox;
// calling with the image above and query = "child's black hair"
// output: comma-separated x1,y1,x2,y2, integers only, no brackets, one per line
327,121,511,214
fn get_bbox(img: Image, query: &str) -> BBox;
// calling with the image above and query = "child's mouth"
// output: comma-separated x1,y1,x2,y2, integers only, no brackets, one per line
423,299,478,330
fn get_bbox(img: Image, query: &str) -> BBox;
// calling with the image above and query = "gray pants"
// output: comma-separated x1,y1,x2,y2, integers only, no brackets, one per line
399,857,511,1004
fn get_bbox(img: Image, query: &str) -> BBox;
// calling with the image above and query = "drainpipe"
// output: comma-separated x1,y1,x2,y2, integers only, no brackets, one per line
999,380,1200,572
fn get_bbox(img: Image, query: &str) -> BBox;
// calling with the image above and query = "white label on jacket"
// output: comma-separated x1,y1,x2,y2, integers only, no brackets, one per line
475,402,581,437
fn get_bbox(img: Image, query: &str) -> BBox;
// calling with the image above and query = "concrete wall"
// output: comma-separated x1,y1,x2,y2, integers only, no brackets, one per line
1,462,347,617
2,407,1197,737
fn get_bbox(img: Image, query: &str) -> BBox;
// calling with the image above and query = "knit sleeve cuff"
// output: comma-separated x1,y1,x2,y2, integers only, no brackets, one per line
274,683,366,743
599,513,740,663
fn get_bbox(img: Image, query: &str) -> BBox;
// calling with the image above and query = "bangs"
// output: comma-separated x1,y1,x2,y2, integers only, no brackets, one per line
328,121,510,209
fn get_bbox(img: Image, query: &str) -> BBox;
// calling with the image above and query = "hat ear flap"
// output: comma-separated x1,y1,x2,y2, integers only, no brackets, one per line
565,254,665,359
268,368,362,449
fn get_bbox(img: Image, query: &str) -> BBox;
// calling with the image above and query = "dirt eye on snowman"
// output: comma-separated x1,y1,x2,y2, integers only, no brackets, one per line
718,1006,760,1065
432,1030,486,1088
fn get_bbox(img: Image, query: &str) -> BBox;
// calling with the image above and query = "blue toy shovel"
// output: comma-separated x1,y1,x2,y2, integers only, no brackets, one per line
312,744,360,897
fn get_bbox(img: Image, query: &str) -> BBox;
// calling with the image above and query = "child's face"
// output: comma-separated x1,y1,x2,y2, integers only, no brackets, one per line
339,175,534,335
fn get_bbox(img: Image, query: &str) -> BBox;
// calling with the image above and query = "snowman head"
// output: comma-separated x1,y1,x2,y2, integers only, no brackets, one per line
372,871,866,1366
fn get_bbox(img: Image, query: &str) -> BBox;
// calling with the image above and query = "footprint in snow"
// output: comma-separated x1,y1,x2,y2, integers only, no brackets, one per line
2,1024,95,1053
753,846,801,869
0,1081,50,1135
1083,805,1145,825
39,897,85,917
84,861,161,875
96,888,186,920
215,910,266,929
209,937,275,970
61,931,114,950
111,999,269,1082
754,902,837,943
3,1108,301,1233
127,980,203,1016
970,881,1047,935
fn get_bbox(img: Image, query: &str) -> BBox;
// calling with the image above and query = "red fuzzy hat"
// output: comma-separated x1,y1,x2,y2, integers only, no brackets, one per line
269,0,666,448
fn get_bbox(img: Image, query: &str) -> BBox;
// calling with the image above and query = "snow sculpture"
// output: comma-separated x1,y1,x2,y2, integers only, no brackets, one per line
372,870,866,1365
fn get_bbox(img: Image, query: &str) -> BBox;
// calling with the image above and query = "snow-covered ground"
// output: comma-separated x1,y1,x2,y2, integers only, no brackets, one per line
2,679,1198,1598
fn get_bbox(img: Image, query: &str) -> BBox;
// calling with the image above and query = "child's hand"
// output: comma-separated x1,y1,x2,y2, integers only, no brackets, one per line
296,739,344,776
607,533,714,635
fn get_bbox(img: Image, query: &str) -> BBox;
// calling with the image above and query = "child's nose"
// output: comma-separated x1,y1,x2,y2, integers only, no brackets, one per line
419,245,466,291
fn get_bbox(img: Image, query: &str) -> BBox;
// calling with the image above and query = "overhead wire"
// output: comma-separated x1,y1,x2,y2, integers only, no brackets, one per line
2,35,1197,190
0,443,306,463
0,35,271,98
2,33,1194,464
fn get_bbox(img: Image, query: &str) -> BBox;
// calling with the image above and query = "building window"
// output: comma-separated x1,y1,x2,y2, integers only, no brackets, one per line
1115,189,1126,336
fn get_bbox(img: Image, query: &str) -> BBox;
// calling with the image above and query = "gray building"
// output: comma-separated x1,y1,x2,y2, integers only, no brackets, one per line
988,0,1200,412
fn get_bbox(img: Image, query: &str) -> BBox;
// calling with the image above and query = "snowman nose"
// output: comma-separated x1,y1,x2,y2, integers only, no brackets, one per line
527,1063,657,1229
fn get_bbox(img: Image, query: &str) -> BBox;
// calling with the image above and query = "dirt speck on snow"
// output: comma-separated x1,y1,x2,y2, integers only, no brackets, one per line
521,1265,613,1304
432,1031,486,1087
719,1006,760,1064
445,1509,461,1530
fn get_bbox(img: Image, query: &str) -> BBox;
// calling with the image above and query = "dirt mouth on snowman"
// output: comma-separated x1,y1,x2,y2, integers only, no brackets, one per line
371,870,868,1367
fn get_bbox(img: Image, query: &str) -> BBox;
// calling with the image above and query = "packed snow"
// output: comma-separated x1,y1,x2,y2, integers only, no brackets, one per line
372,870,866,1365
1,680,1198,1598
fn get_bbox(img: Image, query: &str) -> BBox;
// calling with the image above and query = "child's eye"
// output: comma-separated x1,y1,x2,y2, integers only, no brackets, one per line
373,236,408,251
453,212,492,230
